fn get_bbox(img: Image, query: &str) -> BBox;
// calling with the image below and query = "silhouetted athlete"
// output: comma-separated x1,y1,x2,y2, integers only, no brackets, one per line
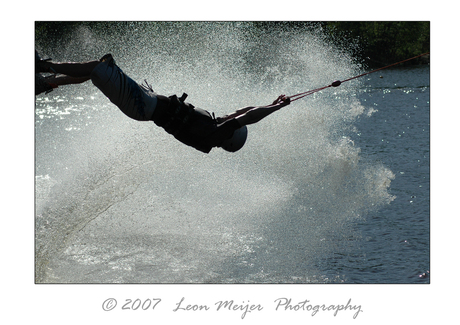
36,54,291,153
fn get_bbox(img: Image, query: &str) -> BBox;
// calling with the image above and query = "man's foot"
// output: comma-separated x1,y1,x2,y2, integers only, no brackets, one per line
35,50,54,74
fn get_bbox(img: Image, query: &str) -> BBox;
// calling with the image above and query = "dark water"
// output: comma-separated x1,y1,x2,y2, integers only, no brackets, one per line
35,22,429,284
341,66,430,283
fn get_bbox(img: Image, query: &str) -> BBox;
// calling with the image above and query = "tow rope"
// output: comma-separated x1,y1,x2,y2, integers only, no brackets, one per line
289,52,430,102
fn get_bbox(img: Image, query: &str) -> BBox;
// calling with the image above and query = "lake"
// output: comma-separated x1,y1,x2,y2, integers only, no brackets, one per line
35,22,429,284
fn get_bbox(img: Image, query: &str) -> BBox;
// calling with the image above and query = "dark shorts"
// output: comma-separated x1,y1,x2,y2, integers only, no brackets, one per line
91,61,157,121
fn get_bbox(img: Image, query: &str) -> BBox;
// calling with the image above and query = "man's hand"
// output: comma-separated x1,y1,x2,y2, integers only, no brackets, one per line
272,95,291,106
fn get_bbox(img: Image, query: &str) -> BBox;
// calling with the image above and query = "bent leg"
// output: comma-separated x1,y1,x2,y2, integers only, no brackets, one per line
42,61,101,78
90,59,157,121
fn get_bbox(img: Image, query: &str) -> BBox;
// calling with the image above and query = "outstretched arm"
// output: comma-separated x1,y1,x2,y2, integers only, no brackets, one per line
215,106,255,123
234,95,291,127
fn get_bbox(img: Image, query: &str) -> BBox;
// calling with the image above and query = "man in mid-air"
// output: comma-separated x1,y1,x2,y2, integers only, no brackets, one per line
36,53,291,153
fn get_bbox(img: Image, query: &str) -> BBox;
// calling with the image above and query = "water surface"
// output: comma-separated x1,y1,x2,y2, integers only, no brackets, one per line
35,22,429,284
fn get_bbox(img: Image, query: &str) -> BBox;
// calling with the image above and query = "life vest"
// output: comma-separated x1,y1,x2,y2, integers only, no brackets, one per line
152,93,217,153
152,93,195,135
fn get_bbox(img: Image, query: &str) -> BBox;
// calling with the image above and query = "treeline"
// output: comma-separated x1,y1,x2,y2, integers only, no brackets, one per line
36,21,429,67
321,21,430,66
252,21,430,66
